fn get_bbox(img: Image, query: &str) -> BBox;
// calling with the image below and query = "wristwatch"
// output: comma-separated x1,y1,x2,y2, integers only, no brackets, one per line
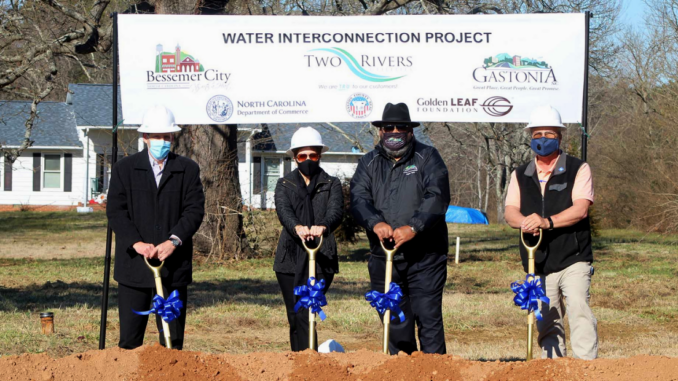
170,238,181,247
547,217,554,231
410,225,418,234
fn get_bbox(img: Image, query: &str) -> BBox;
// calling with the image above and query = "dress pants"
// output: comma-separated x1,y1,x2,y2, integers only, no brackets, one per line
276,271,334,352
368,253,448,355
117,281,188,350
537,261,598,360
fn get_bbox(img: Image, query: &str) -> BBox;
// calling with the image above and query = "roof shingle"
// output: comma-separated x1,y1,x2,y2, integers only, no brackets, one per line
0,101,81,148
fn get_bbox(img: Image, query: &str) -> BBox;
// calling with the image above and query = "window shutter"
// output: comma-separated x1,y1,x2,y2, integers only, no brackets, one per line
3,159,11,191
33,153,41,191
64,154,72,192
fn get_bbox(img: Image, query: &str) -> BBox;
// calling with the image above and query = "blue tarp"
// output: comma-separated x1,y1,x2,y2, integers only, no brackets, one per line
445,205,489,225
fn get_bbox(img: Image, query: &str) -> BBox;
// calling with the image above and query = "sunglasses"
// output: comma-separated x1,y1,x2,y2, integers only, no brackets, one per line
381,124,413,133
296,153,320,162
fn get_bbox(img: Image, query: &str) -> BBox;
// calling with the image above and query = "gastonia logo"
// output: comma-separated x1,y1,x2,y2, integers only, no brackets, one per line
305,47,410,82
147,44,230,87
473,53,557,84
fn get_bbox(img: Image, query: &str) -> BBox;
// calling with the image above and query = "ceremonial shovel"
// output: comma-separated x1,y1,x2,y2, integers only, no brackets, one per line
144,257,173,349
301,235,323,351
380,240,397,354
521,229,543,361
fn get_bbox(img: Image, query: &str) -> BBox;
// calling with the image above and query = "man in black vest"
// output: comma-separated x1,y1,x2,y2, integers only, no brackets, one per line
504,105,597,360
107,105,205,350
351,103,450,355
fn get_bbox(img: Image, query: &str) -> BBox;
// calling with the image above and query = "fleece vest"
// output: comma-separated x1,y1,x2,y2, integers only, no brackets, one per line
516,154,593,275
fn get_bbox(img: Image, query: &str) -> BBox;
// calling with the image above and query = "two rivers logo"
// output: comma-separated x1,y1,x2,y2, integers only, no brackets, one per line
309,48,405,82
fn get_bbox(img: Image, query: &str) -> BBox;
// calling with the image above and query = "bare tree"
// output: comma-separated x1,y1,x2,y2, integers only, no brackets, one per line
0,0,115,162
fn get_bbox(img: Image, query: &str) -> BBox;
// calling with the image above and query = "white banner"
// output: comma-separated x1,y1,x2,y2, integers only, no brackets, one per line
118,14,586,125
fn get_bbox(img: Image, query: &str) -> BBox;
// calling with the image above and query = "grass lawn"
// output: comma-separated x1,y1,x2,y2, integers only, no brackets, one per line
0,211,677,359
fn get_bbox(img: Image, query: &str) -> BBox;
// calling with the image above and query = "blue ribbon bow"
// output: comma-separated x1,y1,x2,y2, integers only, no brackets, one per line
511,274,550,321
133,290,184,323
294,277,328,321
365,282,406,323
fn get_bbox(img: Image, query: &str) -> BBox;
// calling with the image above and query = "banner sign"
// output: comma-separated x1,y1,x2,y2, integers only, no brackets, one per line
118,14,586,125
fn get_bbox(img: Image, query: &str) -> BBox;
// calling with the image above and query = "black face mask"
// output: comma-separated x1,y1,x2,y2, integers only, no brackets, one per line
297,159,320,177
382,132,409,150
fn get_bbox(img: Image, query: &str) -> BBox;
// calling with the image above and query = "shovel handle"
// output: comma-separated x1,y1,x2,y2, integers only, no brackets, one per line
302,235,323,351
143,257,172,349
301,235,324,261
379,240,397,354
520,228,543,252
520,229,542,361
379,241,397,262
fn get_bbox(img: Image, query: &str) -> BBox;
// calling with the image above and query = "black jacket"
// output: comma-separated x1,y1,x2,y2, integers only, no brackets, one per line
273,169,343,275
517,153,593,275
107,149,205,288
350,140,451,260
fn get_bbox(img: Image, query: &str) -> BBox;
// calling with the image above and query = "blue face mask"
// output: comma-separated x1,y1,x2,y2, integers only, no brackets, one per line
530,137,559,157
149,140,171,160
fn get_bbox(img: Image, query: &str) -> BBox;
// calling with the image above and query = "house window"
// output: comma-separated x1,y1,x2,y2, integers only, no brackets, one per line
169,58,174,63
263,158,280,192
43,154,61,189
163,58,167,63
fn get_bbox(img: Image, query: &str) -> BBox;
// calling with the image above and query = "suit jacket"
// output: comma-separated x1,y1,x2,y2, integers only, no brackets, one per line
106,148,205,288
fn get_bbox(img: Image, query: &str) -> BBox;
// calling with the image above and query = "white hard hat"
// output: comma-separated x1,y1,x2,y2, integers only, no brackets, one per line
138,105,181,133
525,105,566,129
318,339,345,353
286,126,329,156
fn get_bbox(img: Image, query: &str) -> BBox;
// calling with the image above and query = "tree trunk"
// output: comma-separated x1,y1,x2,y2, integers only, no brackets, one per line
154,0,250,260
173,125,251,259
494,165,505,224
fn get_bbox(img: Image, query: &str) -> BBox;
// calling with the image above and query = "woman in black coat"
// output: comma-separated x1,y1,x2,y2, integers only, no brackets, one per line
273,127,344,351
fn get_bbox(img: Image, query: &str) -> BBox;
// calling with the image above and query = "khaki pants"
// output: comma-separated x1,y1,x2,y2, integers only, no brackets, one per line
537,261,598,360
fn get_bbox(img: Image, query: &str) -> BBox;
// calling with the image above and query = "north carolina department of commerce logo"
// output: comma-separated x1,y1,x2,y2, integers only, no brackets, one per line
206,95,234,122
346,93,372,119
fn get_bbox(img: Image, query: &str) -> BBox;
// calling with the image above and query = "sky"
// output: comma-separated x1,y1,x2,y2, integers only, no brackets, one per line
621,0,649,30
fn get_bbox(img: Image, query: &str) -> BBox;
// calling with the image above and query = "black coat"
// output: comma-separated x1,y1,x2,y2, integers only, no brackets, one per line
273,169,343,276
107,148,205,288
350,140,451,260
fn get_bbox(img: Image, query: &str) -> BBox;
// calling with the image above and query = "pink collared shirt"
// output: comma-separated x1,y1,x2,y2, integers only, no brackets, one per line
505,154,594,209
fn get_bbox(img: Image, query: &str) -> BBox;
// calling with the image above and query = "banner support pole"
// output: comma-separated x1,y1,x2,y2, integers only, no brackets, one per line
99,11,119,350
581,11,591,162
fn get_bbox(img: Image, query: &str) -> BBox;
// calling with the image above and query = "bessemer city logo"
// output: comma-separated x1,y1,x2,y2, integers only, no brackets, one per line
147,43,231,89
346,94,373,119
473,53,557,85
206,95,234,122
306,48,410,82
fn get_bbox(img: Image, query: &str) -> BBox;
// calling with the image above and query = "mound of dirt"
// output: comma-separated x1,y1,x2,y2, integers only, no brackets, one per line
1,346,677,381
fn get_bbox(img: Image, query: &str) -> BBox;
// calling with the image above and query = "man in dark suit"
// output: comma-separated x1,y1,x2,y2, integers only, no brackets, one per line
106,105,205,350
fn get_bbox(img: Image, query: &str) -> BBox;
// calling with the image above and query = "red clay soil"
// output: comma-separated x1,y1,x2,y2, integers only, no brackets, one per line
1,346,677,381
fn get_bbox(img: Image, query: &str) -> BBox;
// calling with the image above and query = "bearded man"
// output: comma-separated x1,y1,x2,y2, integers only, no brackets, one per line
350,102,451,354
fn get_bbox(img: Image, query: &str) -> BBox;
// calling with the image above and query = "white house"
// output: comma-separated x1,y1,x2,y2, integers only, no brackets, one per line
0,84,432,209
